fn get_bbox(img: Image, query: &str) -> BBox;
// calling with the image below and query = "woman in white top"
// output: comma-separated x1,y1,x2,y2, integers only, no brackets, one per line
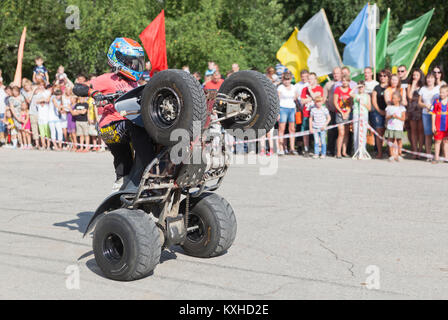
277,72,299,155
48,89,64,150
418,72,439,159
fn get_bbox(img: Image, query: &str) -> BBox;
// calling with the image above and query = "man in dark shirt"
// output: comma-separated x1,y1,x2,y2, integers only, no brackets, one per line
72,97,90,152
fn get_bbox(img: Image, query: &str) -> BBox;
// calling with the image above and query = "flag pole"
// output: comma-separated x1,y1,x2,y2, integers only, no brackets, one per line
321,8,343,67
406,36,426,78
13,26,27,88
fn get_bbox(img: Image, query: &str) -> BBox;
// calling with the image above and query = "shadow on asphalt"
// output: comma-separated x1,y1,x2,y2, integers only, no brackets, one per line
53,211,93,234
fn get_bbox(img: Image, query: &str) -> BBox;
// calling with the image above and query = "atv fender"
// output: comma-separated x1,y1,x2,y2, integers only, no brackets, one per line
83,191,133,237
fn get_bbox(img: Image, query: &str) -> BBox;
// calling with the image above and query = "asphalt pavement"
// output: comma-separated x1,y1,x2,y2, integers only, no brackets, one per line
1,148,447,299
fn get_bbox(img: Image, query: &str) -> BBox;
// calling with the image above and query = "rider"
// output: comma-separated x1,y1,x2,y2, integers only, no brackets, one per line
74,37,156,192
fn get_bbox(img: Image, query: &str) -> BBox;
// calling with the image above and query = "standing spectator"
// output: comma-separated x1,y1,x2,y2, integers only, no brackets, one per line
431,85,448,164
418,72,439,160
36,81,51,150
232,63,240,73
371,70,390,159
351,81,372,154
300,72,323,155
8,86,27,147
48,89,63,150
433,66,446,87
295,70,310,95
192,72,202,83
32,57,50,85
309,96,330,159
323,67,342,156
20,103,31,149
385,74,407,155
341,67,357,89
87,96,99,151
385,91,406,162
275,63,287,80
385,74,407,106
397,65,408,90
63,87,77,151
431,85,448,163
29,80,46,149
21,79,34,106
277,72,299,155
3,108,18,148
71,96,89,152
406,69,425,159
334,75,352,158
182,65,190,73
55,65,67,81
363,67,379,94
142,61,151,82
265,66,280,86
0,83,7,145
203,71,224,90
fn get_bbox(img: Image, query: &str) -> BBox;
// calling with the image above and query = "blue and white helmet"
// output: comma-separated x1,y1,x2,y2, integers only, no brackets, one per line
107,37,145,81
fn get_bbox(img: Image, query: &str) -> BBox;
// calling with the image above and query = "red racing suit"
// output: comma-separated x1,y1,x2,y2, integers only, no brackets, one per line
88,73,155,189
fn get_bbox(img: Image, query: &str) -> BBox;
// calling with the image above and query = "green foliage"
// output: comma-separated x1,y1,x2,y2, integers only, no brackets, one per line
0,0,447,83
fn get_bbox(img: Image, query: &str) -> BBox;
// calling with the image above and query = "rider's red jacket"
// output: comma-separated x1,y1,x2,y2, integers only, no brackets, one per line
89,73,137,128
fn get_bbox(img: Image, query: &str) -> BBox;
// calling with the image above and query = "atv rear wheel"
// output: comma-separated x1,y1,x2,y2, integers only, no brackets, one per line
180,193,237,258
92,209,161,281
218,70,279,134
141,69,206,146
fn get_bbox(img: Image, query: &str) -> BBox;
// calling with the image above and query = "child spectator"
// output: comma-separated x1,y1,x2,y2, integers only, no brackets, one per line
385,92,406,162
309,96,330,159
431,85,448,163
33,57,50,85
300,72,322,155
87,96,99,151
351,81,371,154
48,89,63,150
9,86,26,147
71,96,89,152
20,104,32,149
3,108,18,148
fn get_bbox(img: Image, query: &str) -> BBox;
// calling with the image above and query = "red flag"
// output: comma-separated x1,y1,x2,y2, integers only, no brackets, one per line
139,10,168,77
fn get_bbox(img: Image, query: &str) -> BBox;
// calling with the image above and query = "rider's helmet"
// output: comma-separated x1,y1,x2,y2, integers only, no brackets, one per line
107,37,145,82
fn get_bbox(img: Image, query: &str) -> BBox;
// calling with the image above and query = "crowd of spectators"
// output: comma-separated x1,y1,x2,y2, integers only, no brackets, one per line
1,57,447,164
270,64,448,163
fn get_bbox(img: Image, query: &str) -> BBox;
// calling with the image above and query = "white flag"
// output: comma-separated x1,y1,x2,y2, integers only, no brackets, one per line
297,9,343,77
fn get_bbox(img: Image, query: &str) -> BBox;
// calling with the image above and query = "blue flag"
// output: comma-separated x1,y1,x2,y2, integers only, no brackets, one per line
340,4,370,69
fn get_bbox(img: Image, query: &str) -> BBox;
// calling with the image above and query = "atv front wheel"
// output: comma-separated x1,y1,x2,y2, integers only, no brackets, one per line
180,193,237,258
92,209,161,281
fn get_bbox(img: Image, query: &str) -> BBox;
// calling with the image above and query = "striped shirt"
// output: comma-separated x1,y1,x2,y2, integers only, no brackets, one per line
310,106,329,129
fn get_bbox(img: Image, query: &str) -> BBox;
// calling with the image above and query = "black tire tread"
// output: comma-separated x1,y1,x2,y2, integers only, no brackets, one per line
94,209,161,281
181,192,237,258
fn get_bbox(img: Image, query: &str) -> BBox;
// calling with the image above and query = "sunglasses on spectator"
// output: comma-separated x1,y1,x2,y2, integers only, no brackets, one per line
398,70,406,73
434,70,441,74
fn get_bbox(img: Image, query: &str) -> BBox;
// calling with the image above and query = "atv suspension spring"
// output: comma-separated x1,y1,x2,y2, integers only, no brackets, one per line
185,190,190,229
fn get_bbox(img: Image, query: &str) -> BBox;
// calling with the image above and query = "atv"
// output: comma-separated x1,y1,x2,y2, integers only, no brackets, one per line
83,69,279,281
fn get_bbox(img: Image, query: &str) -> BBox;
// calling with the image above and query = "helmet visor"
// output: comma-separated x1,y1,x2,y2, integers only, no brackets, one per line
116,51,145,72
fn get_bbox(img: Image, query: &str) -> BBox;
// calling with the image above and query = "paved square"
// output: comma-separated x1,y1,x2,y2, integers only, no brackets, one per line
1,148,447,299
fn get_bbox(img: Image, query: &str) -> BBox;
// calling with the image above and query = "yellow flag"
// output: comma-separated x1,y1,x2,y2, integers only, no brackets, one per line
276,27,310,82
420,30,448,75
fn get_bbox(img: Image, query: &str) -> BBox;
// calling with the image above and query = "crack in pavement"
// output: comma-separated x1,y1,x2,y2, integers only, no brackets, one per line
316,237,355,277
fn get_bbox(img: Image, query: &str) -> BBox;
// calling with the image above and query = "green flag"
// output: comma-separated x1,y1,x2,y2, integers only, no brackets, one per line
376,8,390,71
386,9,434,69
